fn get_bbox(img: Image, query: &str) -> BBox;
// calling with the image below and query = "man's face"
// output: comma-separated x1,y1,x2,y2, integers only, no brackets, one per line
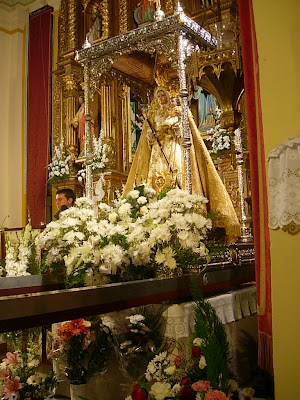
56,193,72,210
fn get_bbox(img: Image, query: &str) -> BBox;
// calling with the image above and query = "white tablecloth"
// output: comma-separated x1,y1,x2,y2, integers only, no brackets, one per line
164,285,257,340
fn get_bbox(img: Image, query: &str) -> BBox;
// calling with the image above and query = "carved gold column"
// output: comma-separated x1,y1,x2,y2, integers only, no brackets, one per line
83,62,93,199
119,0,128,34
62,63,83,174
100,80,117,169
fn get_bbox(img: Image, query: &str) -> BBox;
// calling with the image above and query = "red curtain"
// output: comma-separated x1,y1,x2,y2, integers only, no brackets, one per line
238,0,273,374
27,6,52,227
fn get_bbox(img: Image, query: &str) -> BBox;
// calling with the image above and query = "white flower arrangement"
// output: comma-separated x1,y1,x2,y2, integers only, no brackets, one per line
92,131,108,173
47,140,71,185
3,215,40,277
206,108,232,158
37,184,212,288
77,132,108,186
36,197,96,287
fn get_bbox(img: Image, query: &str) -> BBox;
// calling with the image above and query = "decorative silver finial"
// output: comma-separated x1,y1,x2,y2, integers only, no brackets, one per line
83,36,91,49
154,0,165,21
175,1,183,14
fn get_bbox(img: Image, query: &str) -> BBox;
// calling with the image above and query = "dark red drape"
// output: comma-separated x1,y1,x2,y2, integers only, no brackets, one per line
27,6,52,227
238,0,273,374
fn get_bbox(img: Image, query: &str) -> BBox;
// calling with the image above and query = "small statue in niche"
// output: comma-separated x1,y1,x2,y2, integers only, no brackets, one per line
71,96,85,157
86,5,102,43
133,0,155,25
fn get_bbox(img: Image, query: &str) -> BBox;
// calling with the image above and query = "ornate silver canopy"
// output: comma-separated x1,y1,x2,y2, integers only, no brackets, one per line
76,11,216,198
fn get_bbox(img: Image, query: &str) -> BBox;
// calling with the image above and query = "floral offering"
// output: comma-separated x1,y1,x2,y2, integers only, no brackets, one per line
37,197,96,288
114,308,165,380
37,183,212,287
48,317,112,385
0,338,57,400
206,108,231,159
47,140,71,185
125,286,243,400
3,214,40,277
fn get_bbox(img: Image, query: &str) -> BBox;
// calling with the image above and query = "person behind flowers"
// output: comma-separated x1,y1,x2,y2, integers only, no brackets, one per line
54,188,76,220
123,86,240,243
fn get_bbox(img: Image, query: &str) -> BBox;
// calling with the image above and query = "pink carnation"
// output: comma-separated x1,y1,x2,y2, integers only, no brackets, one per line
205,390,229,400
192,380,212,392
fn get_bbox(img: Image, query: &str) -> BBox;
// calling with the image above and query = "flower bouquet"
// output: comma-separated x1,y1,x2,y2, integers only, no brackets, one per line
125,284,246,400
37,183,212,287
47,140,71,186
114,307,165,381
3,214,40,277
48,317,112,386
37,197,97,288
0,337,57,400
206,108,231,159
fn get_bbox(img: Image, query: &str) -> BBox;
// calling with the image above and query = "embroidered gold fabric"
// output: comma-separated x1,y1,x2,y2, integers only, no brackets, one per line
123,87,240,243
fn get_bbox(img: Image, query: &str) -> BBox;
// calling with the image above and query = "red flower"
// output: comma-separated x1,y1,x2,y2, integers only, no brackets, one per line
174,355,183,367
131,383,148,400
180,376,189,386
192,345,202,358
57,319,90,340
179,386,193,399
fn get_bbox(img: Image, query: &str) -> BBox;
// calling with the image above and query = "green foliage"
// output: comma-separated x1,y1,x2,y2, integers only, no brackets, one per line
191,279,232,391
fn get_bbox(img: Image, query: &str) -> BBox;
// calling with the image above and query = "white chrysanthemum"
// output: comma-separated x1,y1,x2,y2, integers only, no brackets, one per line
168,213,188,230
149,381,174,400
129,241,152,266
63,231,85,243
100,244,126,274
155,250,166,264
150,225,171,243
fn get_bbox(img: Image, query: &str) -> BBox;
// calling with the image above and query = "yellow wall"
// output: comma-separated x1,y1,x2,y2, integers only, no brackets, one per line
0,28,25,228
252,1,300,398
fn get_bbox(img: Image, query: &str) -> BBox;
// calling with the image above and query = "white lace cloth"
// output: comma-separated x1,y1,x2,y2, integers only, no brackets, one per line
267,135,300,233
164,286,257,340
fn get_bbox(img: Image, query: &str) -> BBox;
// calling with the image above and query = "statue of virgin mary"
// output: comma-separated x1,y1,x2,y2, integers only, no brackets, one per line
124,86,240,243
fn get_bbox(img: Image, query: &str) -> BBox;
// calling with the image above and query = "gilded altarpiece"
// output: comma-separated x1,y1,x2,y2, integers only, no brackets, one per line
51,0,252,230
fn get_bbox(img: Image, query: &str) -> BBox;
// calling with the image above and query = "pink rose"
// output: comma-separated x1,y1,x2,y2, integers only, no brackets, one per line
192,380,212,392
205,390,229,400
